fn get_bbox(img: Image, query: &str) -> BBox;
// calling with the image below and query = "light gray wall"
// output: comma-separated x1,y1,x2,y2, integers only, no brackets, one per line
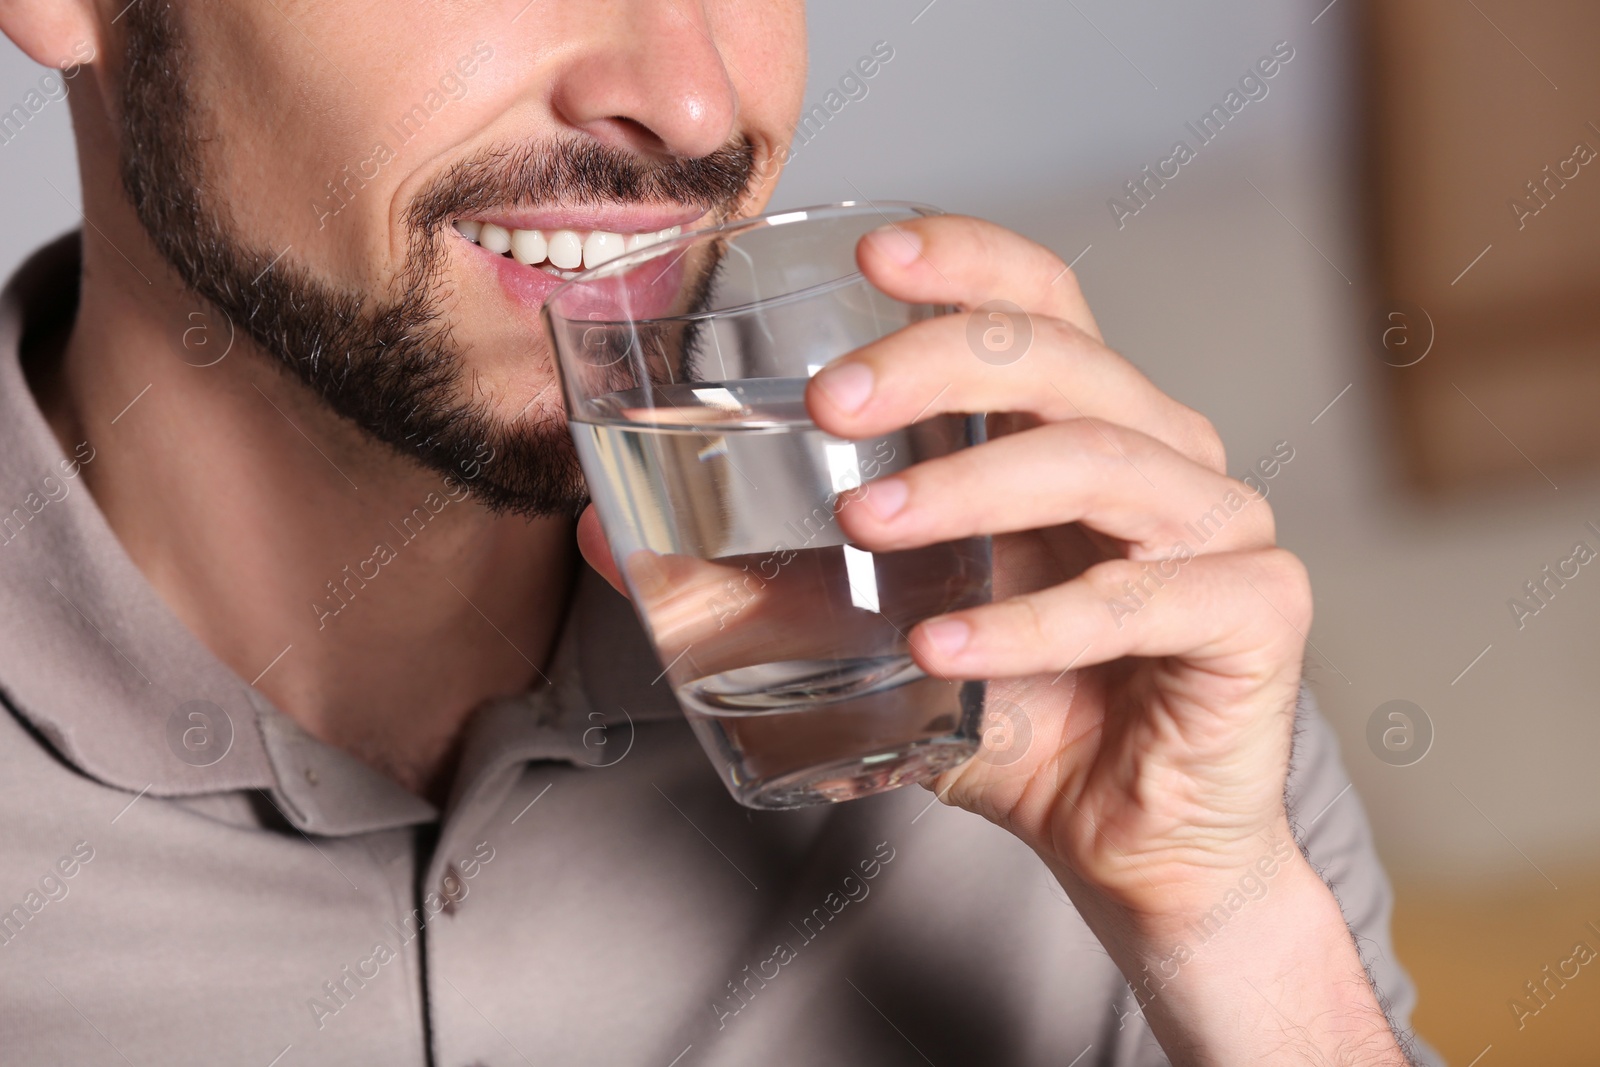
3,3,1595,885
0,39,80,281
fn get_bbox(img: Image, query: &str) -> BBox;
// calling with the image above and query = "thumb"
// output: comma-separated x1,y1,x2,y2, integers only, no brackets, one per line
576,504,627,596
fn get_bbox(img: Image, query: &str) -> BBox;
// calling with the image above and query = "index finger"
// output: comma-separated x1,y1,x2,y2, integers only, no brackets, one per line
856,213,1102,342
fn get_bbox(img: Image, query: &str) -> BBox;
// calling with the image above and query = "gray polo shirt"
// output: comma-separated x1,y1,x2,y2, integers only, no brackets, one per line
0,233,1426,1066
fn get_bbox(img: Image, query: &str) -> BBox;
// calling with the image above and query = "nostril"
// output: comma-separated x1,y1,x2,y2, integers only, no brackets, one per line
583,116,670,158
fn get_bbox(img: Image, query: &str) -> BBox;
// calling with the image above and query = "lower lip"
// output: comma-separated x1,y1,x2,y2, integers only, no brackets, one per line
479,242,573,315
475,237,692,324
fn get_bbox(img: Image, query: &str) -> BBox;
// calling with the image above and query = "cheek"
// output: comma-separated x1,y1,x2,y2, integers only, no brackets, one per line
187,4,511,281
715,1,808,146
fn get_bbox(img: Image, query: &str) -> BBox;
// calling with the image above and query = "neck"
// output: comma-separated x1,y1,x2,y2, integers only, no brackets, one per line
37,231,577,803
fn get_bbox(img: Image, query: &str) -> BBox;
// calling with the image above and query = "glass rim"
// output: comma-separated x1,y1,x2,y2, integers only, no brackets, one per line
541,199,943,326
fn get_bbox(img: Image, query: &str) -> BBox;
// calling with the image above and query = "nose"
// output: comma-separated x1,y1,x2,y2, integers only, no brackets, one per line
548,0,739,160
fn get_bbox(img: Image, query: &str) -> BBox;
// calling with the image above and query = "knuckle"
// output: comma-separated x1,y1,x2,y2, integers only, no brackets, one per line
1251,496,1278,546
964,299,1035,367
1004,590,1056,647
1060,417,1148,473
1041,255,1080,299
869,316,955,387
1256,548,1313,625
942,214,1004,266
898,463,978,539
1226,478,1278,544
1182,408,1226,472
1054,419,1116,470
1038,315,1108,375
941,215,1074,301
1042,313,1093,352
1087,556,1145,601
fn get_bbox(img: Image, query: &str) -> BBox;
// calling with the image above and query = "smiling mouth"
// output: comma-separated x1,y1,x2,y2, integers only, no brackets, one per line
453,219,686,279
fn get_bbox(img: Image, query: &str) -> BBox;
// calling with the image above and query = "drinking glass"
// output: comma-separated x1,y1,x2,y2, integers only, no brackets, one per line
543,202,991,809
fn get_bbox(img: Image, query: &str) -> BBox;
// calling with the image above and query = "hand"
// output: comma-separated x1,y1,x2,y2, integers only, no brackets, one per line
806,215,1300,915
796,215,1405,1063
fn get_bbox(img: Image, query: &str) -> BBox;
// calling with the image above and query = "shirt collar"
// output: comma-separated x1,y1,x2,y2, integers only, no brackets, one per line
0,232,682,836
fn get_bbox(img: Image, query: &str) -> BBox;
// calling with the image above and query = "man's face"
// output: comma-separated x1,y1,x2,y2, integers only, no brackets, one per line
114,0,804,515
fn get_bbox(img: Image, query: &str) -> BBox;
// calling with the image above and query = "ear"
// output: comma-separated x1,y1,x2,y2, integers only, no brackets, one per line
0,0,103,72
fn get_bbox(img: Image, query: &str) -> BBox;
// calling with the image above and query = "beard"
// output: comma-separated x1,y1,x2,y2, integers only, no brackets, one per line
114,2,754,518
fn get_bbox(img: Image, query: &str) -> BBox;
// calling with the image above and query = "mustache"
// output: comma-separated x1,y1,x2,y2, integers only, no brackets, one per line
406,135,757,236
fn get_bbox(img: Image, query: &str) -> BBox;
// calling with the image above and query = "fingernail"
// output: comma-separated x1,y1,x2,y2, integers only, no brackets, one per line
813,361,874,415
861,477,907,520
866,225,923,266
920,618,970,658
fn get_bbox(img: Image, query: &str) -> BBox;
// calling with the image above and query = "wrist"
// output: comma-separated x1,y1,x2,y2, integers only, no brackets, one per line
1044,818,1305,943
1059,850,1406,1065
1128,825,1306,947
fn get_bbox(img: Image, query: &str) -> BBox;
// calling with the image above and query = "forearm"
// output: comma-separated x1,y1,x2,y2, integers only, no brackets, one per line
1061,854,1409,1065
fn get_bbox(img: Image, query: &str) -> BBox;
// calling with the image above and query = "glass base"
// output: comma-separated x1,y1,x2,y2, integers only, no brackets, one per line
728,734,978,809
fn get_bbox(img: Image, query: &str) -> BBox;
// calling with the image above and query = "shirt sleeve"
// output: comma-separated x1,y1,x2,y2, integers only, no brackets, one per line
1287,684,1446,1067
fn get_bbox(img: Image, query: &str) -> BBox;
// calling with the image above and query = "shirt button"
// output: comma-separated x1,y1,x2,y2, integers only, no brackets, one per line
441,864,467,915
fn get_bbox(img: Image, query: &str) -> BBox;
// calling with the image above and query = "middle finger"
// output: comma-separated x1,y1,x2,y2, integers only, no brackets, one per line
837,417,1274,557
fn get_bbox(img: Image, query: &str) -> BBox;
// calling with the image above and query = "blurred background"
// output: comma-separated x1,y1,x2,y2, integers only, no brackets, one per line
4,1,1597,1061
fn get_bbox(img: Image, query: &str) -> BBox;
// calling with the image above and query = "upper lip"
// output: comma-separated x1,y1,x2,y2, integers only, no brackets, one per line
455,204,711,234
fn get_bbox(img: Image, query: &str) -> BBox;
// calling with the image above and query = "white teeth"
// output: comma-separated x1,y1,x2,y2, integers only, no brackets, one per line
624,227,683,253
547,230,584,270
456,220,688,273
478,222,512,255
510,228,548,266
582,231,627,269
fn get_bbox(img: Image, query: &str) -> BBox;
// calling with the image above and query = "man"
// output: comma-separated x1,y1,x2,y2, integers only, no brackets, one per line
0,1,1430,1063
